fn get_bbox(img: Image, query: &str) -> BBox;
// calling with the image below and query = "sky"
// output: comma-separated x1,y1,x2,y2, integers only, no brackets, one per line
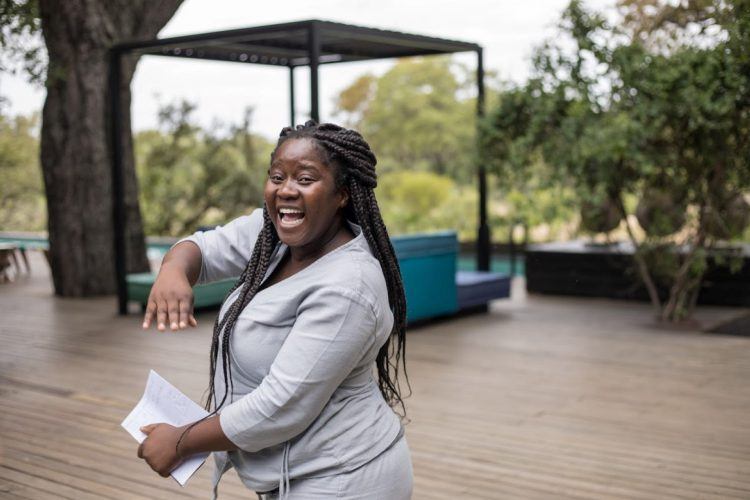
0,0,614,139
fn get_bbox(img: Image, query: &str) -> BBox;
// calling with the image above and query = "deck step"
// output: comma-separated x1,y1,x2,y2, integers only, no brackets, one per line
456,270,511,310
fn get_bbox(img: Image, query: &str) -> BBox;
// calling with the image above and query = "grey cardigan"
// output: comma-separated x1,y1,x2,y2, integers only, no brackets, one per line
182,209,402,498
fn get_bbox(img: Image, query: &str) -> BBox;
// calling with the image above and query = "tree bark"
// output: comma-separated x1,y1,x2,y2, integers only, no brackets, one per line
38,0,183,296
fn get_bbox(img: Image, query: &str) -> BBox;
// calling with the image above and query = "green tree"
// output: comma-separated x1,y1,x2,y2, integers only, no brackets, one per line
0,0,44,82
0,111,44,230
481,0,750,322
376,170,477,239
136,101,270,237
617,0,730,51
334,57,477,182
332,73,376,129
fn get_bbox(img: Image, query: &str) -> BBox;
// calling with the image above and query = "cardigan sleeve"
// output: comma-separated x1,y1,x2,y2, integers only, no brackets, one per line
177,208,264,284
218,285,379,452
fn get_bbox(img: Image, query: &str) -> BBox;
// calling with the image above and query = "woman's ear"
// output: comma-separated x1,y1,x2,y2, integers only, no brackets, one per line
339,187,350,209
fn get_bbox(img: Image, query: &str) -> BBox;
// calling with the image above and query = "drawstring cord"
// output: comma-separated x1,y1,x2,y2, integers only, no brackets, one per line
279,441,291,499
215,442,291,500
211,452,233,500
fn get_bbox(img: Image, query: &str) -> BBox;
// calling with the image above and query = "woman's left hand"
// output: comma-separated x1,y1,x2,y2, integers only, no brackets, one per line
137,423,185,477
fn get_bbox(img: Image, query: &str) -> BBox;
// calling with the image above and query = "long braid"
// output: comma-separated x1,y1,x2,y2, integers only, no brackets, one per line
349,181,409,414
205,208,278,412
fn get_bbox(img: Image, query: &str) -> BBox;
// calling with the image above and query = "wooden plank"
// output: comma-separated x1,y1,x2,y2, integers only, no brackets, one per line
0,465,104,500
0,477,65,500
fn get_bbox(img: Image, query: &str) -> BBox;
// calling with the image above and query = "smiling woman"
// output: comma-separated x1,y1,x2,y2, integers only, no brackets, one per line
138,121,412,499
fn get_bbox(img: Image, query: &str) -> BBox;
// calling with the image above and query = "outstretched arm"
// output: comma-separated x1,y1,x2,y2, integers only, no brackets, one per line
141,208,264,332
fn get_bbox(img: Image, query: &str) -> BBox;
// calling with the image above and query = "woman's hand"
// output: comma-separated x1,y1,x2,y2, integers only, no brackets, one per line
137,423,185,477
142,262,198,332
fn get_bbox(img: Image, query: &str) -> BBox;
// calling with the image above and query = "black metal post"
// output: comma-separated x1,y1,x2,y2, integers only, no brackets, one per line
109,49,128,314
309,22,320,122
289,66,296,126
509,221,516,277
522,221,528,274
476,48,490,272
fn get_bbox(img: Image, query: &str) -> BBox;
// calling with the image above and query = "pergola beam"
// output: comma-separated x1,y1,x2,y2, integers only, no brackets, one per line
309,21,320,123
476,48,489,272
109,49,128,315
289,67,296,126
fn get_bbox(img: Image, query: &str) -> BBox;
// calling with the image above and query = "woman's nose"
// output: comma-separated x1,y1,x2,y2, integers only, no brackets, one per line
277,179,299,198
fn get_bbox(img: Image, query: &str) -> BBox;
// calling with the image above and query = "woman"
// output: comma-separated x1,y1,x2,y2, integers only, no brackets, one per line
137,121,413,499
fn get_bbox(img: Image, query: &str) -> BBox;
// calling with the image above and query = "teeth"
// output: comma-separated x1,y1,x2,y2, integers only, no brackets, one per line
281,217,304,227
278,207,305,228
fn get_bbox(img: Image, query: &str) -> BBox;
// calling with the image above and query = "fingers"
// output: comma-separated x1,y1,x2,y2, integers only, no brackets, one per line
167,300,180,331
178,299,191,330
156,300,168,331
187,294,198,327
142,284,195,331
140,423,158,434
142,301,156,329
136,423,175,478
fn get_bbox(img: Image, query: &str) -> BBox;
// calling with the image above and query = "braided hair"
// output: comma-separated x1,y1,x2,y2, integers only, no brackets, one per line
205,120,409,418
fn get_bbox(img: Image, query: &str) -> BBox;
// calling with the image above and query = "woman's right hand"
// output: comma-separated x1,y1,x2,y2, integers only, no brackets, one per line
142,262,198,331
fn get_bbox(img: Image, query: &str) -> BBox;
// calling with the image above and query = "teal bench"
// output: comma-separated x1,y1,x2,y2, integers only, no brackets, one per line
391,231,458,321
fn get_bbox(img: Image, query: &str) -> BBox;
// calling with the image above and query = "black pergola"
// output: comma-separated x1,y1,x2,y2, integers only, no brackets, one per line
110,19,490,314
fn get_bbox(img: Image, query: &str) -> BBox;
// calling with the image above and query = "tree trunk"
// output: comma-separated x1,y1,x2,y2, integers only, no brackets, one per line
615,194,663,317
38,0,183,296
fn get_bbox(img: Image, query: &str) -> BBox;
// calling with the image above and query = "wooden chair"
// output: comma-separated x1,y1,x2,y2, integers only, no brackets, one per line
0,243,21,283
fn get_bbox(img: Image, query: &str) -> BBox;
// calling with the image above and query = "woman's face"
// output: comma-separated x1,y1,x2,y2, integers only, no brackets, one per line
265,138,348,250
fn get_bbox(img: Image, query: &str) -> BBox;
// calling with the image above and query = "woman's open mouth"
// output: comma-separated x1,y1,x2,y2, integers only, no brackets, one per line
278,207,305,227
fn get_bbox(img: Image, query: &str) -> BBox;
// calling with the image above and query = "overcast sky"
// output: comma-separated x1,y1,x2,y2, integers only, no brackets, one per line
0,0,613,139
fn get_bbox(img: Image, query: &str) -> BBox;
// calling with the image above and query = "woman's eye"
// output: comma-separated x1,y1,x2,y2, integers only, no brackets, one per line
269,173,283,182
298,177,314,184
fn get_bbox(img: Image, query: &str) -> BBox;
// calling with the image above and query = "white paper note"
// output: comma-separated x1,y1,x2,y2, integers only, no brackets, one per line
122,370,210,486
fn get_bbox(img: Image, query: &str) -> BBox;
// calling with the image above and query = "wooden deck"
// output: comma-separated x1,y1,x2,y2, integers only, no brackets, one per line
1,252,750,499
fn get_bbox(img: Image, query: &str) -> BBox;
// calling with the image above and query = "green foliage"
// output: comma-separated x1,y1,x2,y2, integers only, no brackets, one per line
0,0,45,83
376,170,477,240
332,73,376,128
0,100,273,237
331,55,578,242
0,111,45,230
481,0,750,321
335,57,477,183
491,155,579,241
136,101,272,237
617,0,730,52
